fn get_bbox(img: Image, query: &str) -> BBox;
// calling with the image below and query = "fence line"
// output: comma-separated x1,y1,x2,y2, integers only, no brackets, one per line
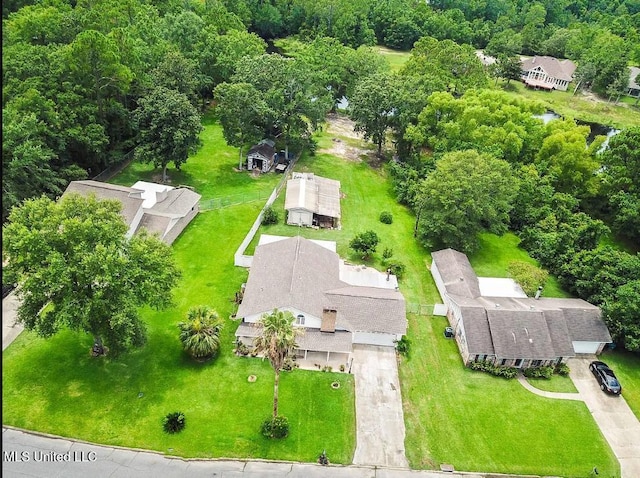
199,191,270,211
233,155,300,267
406,303,437,316
92,150,135,182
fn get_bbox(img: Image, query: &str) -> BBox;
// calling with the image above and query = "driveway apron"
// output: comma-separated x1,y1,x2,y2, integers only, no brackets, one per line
568,357,640,478
351,345,409,468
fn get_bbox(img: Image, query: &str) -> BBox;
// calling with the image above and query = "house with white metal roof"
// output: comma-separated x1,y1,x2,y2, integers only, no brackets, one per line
284,172,341,228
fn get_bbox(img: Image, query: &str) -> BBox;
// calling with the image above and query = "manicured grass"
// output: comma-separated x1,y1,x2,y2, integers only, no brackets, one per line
112,110,281,202
469,232,569,298
246,126,439,306
498,81,640,129
400,314,619,476
526,375,578,393
2,205,356,462
598,349,640,420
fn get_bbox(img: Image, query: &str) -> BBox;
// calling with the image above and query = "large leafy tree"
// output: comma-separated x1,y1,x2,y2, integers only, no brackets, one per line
349,73,397,156
401,36,487,96
134,86,203,182
214,82,270,169
178,305,223,360
252,309,301,418
2,194,181,356
415,150,517,253
233,54,331,158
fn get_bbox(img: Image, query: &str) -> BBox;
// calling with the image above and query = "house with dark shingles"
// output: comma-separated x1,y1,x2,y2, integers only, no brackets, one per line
431,248,612,368
235,235,407,364
247,139,277,173
285,173,341,228
520,56,577,91
62,180,201,245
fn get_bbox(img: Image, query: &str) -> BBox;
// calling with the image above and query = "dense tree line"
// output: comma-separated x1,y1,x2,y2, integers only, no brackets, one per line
3,0,266,220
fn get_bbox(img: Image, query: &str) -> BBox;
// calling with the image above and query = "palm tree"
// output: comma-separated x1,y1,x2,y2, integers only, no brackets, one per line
178,306,223,360
253,309,301,417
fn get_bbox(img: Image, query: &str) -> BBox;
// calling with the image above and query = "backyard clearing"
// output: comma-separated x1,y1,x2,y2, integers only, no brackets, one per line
321,114,379,164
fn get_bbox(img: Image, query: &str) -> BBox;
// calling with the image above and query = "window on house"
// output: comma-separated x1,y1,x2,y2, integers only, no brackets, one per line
296,314,305,325
501,359,507,366
532,360,542,367
514,359,523,368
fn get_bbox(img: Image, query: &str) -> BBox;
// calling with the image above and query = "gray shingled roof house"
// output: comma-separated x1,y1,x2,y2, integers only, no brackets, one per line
284,173,341,228
62,180,201,244
235,236,406,365
247,139,277,173
431,248,612,368
520,56,577,91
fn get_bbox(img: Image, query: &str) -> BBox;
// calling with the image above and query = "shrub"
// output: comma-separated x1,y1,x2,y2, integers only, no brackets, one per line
178,306,222,360
507,260,549,297
262,206,279,225
349,230,380,259
395,336,411,357
388,262,406,280
469,360,518,379
554,362,570,376
379,211,393,224
163,412,186,434
339,364,345,372
523,366,553,379
382,247,394,262
261,415,289,439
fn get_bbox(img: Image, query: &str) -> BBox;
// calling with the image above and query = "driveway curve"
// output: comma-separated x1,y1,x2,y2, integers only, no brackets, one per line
517,357,640,478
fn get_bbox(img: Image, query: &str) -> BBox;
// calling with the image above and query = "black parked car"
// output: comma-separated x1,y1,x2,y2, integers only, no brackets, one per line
589,361,622,395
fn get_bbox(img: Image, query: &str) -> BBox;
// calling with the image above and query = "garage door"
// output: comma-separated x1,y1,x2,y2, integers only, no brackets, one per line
573,341,601,354
353,332,396,347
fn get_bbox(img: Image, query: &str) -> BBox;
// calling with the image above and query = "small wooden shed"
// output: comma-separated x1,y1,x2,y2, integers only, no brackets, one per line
247,139,276,173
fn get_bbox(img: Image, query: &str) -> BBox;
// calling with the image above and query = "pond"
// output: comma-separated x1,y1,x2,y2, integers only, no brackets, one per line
533,110,620,150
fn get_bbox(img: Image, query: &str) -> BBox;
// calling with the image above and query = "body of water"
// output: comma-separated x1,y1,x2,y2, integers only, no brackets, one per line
533,111,620,151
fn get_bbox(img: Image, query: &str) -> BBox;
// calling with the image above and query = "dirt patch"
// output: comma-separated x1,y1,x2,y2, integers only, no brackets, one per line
321,113,381,165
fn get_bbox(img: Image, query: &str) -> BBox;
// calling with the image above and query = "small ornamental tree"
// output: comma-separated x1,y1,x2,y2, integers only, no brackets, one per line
178,306,223,360
507,261,548,296
349,230,380,260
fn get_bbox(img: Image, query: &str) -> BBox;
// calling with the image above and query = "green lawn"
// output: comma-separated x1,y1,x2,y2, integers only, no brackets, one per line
112,110,281,202
2,115,355,463
526,375,578,393
470,233,569,298
598,349,640,420
400,315,619,476
2,111,628,475
498,81,640,129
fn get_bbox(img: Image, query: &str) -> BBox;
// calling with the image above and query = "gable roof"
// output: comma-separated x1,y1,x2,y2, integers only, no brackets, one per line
431,248,481,298
62,180,143,226
237,236,406,335
285,173,341,219
248,140,276,160
432,248,612,358
62,180,201,244
521,56,576,81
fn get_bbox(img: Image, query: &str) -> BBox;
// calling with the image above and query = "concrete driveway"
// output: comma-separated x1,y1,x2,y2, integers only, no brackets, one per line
351,345,408,468
2,291,24,351
568,357,640,478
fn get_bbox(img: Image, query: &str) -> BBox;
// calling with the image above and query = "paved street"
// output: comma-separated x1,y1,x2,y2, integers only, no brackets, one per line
2,427,479,478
